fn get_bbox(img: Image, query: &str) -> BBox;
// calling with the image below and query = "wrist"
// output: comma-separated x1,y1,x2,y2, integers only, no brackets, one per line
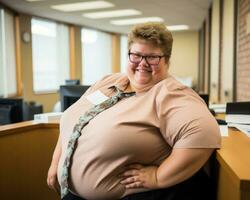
153,166,161,189
156,167,165,188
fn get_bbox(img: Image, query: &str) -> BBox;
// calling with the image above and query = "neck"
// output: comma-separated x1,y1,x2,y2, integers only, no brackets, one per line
128,74,168,93
125,83,135,93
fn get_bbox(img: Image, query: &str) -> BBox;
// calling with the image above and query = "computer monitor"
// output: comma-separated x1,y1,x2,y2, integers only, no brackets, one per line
0,98,23,125
199,94,209,106
60,85,90,111
65,79,80,85
22,101,43,121
226,101,250,115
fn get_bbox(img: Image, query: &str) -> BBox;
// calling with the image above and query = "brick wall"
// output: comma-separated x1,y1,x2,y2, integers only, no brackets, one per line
237,0,250,101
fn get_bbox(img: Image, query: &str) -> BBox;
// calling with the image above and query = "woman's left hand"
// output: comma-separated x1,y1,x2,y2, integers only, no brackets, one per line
120,164,159,189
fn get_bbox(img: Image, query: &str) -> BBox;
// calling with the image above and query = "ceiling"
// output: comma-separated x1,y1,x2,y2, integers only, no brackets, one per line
0,0,212,34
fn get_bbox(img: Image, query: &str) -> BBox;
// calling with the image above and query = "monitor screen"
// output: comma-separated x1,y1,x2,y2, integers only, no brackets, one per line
226,101,250,115
65,79,80,85
60,85,90,111
199,94,209,106
0,98,23,125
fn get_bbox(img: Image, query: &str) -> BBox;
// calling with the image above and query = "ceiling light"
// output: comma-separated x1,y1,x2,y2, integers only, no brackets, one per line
167,25,189,31
26,0,45,1
110,17,164,26
51,1,114,12
83,9,141,19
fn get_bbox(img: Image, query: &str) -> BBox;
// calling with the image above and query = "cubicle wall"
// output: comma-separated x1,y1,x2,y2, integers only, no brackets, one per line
0,122,59,200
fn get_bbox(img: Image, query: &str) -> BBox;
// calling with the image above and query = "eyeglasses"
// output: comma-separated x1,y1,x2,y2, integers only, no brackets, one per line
128,51,165,65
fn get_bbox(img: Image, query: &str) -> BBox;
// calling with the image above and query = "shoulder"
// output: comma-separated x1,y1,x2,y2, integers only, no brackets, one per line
94,73,126,88
85,73,127,95
161,75,187,92
154,75,202,105
154,75,209,123
154,76,220,148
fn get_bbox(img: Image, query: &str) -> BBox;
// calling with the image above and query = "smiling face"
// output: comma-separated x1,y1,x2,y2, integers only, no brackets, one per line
127,40,169,93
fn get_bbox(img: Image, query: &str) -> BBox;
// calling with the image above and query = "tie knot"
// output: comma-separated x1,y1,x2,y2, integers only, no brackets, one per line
114,86,135,99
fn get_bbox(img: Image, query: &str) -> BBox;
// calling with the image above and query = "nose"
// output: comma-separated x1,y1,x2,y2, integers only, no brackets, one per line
139,56,149,66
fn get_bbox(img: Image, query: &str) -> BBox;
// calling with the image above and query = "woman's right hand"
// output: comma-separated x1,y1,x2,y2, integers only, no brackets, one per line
47,164,60,194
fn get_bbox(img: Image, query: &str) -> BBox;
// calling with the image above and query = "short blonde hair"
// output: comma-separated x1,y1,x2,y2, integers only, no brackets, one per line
128,22,173,60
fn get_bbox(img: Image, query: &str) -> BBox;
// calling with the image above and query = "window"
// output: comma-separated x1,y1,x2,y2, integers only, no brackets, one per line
31,18,70,93
81,28,112,85
120,35,128,73
0,9,17,97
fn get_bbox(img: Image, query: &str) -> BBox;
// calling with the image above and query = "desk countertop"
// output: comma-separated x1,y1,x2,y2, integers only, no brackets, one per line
0,120,59,136
216,128,250,190
215,113,250,190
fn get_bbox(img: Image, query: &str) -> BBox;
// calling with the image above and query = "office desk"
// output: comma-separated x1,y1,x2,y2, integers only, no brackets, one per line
0,121,250,200
0,121,59,200
216,128,250,200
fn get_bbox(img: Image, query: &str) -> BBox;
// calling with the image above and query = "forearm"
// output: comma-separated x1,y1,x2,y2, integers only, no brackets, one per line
156,148,214,188
50,135,62,167
47,135,62,193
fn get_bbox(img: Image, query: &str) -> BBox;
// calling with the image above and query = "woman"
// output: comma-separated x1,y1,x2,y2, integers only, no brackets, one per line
47,22,221,200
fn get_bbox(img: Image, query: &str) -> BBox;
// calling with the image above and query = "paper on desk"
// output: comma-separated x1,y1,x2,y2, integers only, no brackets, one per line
225,114,250,125
209,104,226,114
219,125,228,136
234,124,250,137
34,112,62,123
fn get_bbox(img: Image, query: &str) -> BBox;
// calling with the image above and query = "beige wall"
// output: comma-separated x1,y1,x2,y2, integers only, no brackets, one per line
70,25,83,84
112,33,121,73
210,0,220,103
221,0,235,103
19,14,59,113
169,31,199,87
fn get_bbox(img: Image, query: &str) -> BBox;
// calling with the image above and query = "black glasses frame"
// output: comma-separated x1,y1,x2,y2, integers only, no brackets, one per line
128,51,165,65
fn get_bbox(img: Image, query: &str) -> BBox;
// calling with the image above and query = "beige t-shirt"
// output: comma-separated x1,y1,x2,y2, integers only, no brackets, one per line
57,73,221,200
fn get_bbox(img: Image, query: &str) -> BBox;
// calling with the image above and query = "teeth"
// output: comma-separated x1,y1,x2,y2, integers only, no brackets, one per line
136,69,150,72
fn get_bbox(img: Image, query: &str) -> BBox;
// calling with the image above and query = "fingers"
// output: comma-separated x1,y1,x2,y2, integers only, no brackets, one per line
123,169,139,176
55,181,61,194
120,165,144,189
47,176,53,189
47,176,60,194
127,164,143,169
120,176,143,188
120,164,159,189
123,181,143,188
47,177,56,190
121,163,143,177
120,175,140,184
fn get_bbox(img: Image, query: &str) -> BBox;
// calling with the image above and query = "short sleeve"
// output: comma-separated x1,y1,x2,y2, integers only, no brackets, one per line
157,88,221,149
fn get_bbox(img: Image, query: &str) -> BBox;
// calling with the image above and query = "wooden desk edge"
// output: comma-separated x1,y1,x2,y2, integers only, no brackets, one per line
216,147,250,191
216,150,240,186
0,121,59,136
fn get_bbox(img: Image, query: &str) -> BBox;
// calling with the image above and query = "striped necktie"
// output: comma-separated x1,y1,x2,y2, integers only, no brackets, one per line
60,86,135,198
